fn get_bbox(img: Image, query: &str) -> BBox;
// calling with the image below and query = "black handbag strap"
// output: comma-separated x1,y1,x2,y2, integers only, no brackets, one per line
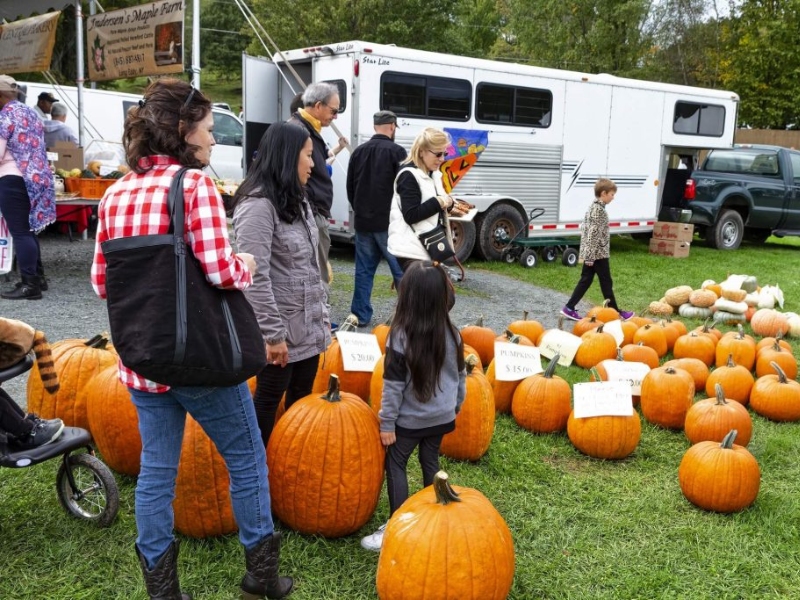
166,167,191,365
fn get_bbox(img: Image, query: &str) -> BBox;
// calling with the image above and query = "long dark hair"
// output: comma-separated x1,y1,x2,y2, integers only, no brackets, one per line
124,78,211,173
392,261,464,403
231,122,310,223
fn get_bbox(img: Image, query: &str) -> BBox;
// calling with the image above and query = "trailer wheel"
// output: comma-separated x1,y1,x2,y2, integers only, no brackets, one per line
708,210,744,250
476,204,525,261
448,219,476,263
542,246,558,262
519,249,538,268
502,249,516,264
562,248,579,267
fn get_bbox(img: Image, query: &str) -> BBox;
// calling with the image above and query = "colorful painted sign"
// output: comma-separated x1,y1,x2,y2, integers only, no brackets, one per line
86,1,185,82
0,12,60,74
440,128,489,193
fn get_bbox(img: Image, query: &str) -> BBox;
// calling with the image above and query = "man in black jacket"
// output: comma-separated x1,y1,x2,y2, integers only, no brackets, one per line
346,110,407,327
288,82,344,289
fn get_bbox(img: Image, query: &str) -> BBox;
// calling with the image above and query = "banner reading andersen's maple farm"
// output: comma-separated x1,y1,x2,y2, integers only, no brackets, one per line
0,12,60,74
86,1,185,82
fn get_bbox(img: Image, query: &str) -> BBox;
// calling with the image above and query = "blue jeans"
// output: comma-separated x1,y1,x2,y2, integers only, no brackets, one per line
129,383,274,568
350,230,404,324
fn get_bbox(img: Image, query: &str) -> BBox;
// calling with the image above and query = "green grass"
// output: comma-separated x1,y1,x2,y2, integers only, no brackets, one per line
2,234,800,599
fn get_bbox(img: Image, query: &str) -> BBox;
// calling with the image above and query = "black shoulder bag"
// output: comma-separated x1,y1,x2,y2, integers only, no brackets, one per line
101,168,266,387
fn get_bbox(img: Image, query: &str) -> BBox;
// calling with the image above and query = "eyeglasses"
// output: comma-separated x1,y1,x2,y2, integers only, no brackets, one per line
428,150,447,159
182,86,197,112
322,102,340,115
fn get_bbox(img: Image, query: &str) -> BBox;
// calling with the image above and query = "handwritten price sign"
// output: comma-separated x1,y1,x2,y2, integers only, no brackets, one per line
601,319,625,347
335,332,382,372
599,360,651,395
493,342,543,381
538,330,582,366
573,381,634,418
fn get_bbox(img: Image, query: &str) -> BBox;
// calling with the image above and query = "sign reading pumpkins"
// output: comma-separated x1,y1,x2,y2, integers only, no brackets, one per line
86,1,185,82
0,12,60,74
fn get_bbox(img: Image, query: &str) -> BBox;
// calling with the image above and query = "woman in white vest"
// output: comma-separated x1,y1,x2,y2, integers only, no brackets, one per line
387,127,461,271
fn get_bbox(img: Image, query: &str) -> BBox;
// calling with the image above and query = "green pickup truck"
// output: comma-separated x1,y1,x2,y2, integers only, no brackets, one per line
674,145,800,250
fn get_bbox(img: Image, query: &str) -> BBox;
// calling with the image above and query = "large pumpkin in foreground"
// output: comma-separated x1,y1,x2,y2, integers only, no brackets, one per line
376,471,515,600
267,375,384,537
678,430,760,513
173,415,237,538
27,334,118,430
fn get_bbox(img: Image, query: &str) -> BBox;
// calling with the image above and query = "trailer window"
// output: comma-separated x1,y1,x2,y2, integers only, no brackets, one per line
476,83,552,127
380,72,470,121
322,79,347,113
673,102,725,137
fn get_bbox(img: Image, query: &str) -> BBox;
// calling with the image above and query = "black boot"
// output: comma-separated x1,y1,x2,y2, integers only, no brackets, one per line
135,542,192,600
241,533,294,599
2,275,42,300
37,267,48,291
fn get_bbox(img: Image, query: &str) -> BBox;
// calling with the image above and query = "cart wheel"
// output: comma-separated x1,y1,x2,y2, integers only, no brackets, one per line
519,249,538,268
562,248,579,267
542,246,558,262
502,249,516,264
56,453,119,527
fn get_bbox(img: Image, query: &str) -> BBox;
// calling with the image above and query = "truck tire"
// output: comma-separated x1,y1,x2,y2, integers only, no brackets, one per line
708,210,744,250
475,204,525,261
448,219,476,263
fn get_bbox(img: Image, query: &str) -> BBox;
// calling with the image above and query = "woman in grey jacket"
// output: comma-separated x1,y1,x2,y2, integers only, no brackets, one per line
232,123,331,448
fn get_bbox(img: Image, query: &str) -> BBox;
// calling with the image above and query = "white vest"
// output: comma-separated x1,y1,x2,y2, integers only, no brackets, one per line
387,166,447,261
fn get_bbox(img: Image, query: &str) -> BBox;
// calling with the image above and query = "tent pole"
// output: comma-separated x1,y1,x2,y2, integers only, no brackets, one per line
191,0,200,88
75,0,85,147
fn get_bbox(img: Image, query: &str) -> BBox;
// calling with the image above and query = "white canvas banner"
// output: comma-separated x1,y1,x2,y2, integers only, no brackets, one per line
0,12,60,74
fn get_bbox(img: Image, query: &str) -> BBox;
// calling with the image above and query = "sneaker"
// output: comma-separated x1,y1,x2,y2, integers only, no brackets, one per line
560,306,581,321
10,418,64,450
619,310,635,321
25,413,62,428
360,523,387,552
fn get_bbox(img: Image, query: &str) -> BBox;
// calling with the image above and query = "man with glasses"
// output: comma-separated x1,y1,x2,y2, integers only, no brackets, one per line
345,110,406,327
288,82,343,291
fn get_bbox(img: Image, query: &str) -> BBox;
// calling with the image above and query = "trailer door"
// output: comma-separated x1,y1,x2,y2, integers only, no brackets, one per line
243,53,281,175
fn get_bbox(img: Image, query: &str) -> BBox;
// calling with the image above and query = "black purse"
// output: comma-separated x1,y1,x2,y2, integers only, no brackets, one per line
415,219,455,262
101,168,266,387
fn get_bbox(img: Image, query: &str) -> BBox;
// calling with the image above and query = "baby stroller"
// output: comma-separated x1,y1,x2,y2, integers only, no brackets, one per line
0,353,119,527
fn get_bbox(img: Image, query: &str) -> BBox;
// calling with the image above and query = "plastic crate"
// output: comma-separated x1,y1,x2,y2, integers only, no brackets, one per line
78,178,116,199
63,177,81,193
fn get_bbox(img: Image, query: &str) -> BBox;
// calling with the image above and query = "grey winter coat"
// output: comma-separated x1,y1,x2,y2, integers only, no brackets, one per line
232,194,331,363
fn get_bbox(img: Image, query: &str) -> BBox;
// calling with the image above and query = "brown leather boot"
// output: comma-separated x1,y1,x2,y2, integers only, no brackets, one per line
240,533,294,599
135,541,192,600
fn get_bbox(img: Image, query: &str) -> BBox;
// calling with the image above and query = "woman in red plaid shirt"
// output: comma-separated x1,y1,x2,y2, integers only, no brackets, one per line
91,79,292,600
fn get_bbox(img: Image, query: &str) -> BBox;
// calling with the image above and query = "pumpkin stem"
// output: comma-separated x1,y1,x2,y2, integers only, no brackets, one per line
615,348,624,361
664,366,676,375
736,323,745,339
726,354,735,368
589,366,602,381
721,429,738,449
556,315,564,330
475,315,485,327
770,361,788,383
432,471,461,505
523,310,530,321
714,383,729,405
323,374,342,402
602,299,611,308
465,354,479,375
544,354,559,378
85,334,109,349
504,329,522,344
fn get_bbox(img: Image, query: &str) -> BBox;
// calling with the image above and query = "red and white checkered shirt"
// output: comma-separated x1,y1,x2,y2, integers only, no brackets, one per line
91,155,252,392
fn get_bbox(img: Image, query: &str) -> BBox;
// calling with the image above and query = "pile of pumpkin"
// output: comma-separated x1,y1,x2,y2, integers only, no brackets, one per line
647,275,800,332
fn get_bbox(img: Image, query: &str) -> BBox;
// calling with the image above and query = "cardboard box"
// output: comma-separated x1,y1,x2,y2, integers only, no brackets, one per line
652,221,694,242
50,141,84,173
649,238,690,258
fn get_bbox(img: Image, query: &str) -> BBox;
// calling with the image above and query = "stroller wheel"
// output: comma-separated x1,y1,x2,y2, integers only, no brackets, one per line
57,453,119,527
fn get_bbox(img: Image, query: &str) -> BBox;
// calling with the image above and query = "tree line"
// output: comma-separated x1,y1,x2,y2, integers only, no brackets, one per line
19,0,800,129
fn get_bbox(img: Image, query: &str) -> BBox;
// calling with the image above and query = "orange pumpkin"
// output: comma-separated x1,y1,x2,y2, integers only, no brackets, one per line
755,333,791,354
460,317,496,365
572,315,602,337
750,308,789,338
750,361,800,422
312,321,372,402
462,344,483,371
376,471,515,600
511,355,571,433
440,356,496,461
620,320,639,346
586,299,619,323
685,383,753,446
715,325,756,370
705,354,754,405
640,366,694,430
692,318,723,341
507,310,544,345
754,341,798,379
26,334,119,430
85,365,141,476
267,375,385,537
574,323,618,369
678,429,760,513
372,318,392,354
567,404,641,460
620,342,659,370
662,358,709,393
487,337,528,413
632,323,668,358
369,354,386,416
594,349,647,407
673,331,716,367
495,329,534,346
173,415,237,538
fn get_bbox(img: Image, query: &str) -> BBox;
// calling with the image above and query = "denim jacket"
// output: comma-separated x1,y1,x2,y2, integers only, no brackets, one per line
232,194,331,363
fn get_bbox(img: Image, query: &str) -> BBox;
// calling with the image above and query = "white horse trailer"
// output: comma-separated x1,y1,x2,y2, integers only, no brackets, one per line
243,41,739,261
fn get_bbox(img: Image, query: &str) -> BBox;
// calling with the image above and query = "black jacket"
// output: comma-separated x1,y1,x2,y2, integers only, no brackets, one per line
288,112,334,218
346,134,408,232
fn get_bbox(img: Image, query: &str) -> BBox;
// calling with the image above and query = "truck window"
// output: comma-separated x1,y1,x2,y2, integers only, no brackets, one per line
789,152,800,185
705,148,780,175
212,112,243,146
673,102,725,137
476,83,552,127
380,72,470,121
